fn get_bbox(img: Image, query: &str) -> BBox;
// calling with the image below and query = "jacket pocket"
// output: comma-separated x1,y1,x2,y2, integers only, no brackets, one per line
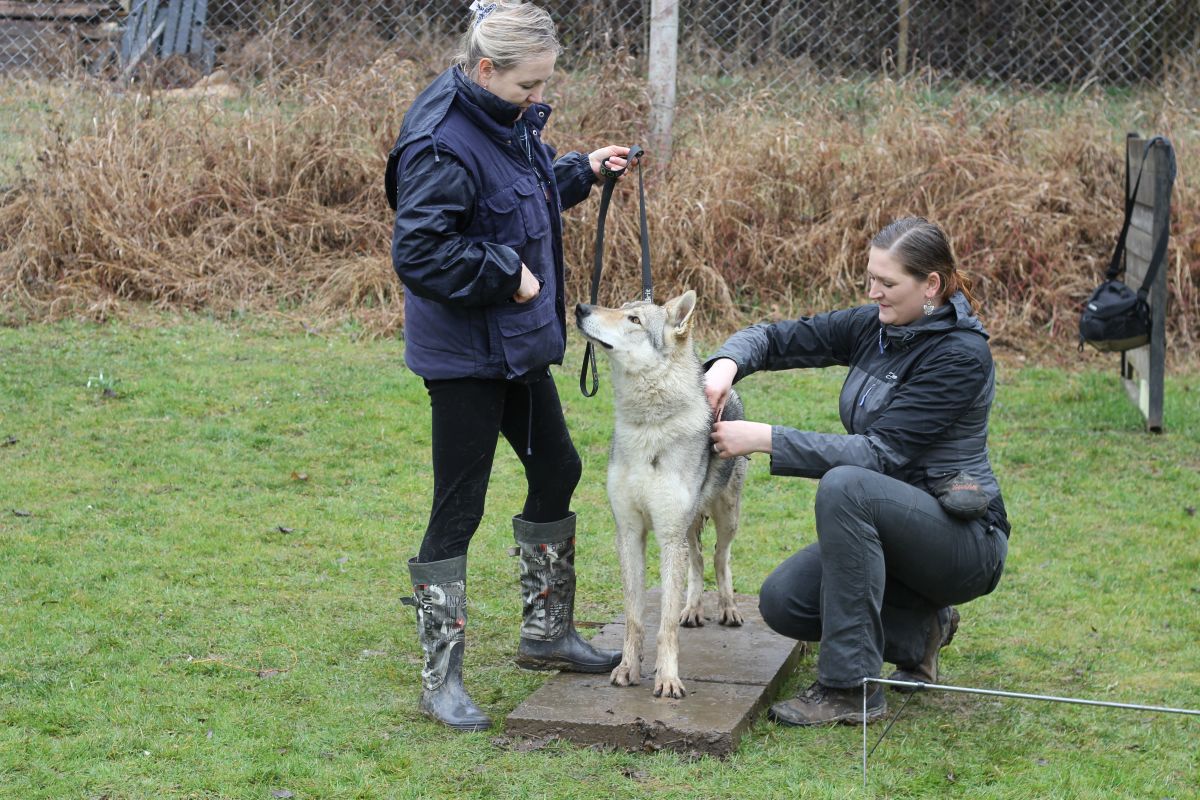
492,290,563,379
479,184,527,248
513,175,550,240
479,175,549,247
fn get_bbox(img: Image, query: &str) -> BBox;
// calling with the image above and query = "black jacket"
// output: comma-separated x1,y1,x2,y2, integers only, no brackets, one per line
708,292,1010,535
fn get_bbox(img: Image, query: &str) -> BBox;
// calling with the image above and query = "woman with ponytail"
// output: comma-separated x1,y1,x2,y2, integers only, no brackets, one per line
703,217,1009,728
386,2,635,732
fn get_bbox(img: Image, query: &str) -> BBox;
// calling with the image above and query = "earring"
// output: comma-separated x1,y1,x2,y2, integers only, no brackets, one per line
922,297,935,316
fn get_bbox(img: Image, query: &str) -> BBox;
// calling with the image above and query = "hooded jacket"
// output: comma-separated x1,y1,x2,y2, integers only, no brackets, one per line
708,292,1010,535
386,67,597,381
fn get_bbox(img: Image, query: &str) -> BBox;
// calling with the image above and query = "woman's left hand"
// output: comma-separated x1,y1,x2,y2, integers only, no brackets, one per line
710,420,773,458
588,145,639,181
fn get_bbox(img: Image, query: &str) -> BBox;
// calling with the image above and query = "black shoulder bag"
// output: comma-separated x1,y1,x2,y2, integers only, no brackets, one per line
1078,136,1175,352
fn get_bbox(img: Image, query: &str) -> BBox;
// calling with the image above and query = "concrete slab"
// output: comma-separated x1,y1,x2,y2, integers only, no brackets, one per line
505,589,808,758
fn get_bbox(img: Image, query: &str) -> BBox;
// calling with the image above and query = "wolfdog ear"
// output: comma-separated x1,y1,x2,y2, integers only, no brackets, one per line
664,290,697,336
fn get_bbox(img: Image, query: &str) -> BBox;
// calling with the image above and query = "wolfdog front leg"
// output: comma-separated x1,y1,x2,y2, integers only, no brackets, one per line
610,512,646,687
653,523,689,698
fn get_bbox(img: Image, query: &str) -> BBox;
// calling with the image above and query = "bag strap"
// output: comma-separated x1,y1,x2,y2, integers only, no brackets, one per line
1132,138,1176,300
1105,135,1174,293
1104,135,1153,281
580,145,649,398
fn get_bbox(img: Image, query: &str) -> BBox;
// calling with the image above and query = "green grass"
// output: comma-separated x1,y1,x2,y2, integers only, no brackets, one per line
1,318,1198,799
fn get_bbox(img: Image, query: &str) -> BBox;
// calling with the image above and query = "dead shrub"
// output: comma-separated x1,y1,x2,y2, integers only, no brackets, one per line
0,62,1195,362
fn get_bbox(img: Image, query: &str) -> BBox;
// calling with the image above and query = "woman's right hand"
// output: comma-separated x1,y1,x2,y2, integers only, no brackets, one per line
704,358,738,420
513,263,540,303
587,145,637,181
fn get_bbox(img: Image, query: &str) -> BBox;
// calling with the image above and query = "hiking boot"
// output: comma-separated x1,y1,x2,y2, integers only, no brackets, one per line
769,681,888,726
889,606,960,692
511,513,622,673
402,555,492,732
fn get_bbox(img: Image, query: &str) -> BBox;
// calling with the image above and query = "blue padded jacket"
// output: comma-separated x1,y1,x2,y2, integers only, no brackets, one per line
386,67,596,380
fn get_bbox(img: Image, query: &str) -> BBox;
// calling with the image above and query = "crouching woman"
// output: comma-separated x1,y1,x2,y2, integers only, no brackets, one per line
705,217,1010,726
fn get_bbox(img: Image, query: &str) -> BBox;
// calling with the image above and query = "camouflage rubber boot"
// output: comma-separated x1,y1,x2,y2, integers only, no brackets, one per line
401,555,491,732
889,606,960,692
511,513,621,673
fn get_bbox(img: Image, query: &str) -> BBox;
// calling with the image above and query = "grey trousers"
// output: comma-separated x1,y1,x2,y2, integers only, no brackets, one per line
759,465,1008,689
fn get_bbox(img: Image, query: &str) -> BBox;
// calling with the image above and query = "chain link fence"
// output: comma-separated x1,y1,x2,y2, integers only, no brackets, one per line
0,0,1196,94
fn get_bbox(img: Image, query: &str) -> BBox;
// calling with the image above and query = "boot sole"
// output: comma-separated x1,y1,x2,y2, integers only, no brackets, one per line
447,720,492,732
514,655,620,673
768,703,888,727
420,709,492,732
887,677,931,693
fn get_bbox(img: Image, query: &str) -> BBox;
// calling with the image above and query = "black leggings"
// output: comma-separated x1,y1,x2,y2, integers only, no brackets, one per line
418,374,582,562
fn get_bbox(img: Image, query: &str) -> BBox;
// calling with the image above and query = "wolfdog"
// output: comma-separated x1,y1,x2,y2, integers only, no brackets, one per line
575,290,747,699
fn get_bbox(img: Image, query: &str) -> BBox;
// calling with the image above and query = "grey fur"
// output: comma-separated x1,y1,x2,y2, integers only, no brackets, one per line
575,290,747,698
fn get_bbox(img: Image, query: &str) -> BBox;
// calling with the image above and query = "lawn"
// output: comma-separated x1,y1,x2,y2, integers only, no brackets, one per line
1,318,1198,799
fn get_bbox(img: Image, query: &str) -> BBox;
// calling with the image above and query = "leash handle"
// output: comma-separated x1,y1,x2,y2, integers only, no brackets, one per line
580,145,648,397
580,342,599,397
598,144,643,181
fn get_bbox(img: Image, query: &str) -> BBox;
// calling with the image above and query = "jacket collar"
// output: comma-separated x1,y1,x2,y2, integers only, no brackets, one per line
394,67,553,156
452,68,552,137
879,291,988,350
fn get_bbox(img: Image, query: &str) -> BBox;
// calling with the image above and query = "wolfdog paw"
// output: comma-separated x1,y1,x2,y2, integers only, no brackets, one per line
610,663,640,687
679,605,706,627
654,676,687,699
718,605,744,627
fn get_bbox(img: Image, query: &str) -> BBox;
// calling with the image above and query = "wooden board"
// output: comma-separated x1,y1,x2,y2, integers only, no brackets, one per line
119,0,208,67
1118,134,1172,433
505,590,808,758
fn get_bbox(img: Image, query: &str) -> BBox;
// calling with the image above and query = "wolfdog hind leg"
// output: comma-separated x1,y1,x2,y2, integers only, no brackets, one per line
680,515,706,627
711,480,744,627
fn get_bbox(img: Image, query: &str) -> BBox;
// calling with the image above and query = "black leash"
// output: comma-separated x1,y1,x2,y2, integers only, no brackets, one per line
580,144,649,397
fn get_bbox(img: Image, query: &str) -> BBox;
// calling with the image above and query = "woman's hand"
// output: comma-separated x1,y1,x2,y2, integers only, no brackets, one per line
703,358,738,420
513,263,540,303
587,145,639,181
710,421,772,459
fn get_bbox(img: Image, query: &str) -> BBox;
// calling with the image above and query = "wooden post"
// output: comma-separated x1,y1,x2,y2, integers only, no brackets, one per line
897,0,910,75
648,0,678,166
1118,134,1174,433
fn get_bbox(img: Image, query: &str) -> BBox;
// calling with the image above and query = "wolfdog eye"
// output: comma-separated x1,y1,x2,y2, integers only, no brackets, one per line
628,316,640,325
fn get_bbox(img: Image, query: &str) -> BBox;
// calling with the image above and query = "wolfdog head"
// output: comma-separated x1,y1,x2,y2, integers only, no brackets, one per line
574,291,698,376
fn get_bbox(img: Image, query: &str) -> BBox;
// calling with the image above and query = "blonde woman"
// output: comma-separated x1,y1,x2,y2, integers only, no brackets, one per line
386,2,635,731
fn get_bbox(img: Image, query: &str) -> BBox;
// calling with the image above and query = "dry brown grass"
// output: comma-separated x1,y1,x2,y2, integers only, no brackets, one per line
0,56,1195,362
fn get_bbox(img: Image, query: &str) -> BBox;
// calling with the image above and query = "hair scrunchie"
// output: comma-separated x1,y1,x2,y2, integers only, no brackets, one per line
468,0,498,27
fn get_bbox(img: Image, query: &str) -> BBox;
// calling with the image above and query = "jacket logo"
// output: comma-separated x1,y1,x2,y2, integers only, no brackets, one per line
885,371,899,381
